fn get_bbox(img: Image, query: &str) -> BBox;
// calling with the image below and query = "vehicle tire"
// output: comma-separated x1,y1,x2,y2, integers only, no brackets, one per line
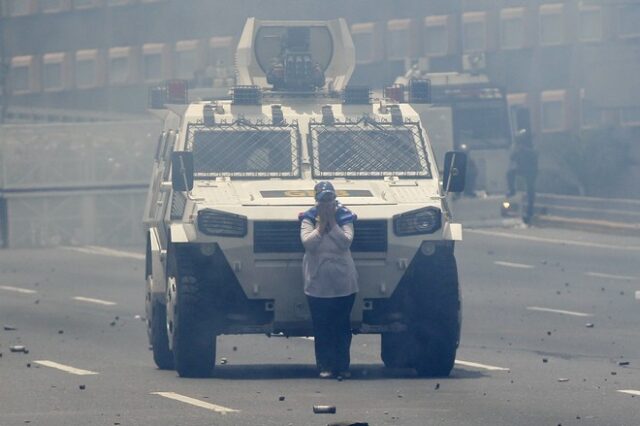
381,331,412,368
407,252,461,377
167,245,216,378
149,299,174,370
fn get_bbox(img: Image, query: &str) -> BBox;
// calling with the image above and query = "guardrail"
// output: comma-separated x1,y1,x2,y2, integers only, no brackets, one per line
0,120,159,248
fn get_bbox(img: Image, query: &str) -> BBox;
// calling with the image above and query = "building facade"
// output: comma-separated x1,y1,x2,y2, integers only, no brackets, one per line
1,0,639,195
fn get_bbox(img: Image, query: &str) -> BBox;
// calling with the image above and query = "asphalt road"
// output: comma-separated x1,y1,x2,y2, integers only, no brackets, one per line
1,226,639,426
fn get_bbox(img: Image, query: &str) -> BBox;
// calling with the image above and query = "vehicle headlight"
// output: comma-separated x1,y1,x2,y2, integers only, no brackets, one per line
393,207,441,236
197,209,247,237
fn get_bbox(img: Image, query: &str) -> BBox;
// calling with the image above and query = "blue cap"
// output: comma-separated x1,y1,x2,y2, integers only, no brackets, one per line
314,181,336,201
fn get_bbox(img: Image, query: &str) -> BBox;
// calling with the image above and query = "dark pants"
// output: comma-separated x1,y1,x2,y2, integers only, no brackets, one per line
306,293,356,373
506,169,536,224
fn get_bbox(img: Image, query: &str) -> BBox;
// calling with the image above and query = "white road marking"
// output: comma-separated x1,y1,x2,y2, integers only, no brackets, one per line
585,272,637,281
300,336,315,340
466,229,640,252
151,392,239,414
494,261,534,269
63,246,144,260
34,360,99,376
0,285,37,294
73,296,117,306
455,360,510,371
527,306,593,317
618,390,640,397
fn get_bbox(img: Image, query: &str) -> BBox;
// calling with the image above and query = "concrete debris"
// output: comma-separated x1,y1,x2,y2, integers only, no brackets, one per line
34,300,40,304
618,361,630,366
79,384,86,390
4,325,17,331
585,323,594,328
58,330,64,334
232,346,238,351
435,383,440,390
278,395,285,401
220,357,228,365
26,363,31,368
313,405,336,414
543,358,548,363
611,371,617,375
557,378,569,382
109,321,116,327
9,345,27,353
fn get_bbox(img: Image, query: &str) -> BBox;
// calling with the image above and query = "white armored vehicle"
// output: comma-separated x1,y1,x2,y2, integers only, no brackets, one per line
143,18,467,378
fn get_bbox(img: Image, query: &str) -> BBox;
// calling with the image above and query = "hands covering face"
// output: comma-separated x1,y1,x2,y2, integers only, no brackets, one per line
317,201,336,234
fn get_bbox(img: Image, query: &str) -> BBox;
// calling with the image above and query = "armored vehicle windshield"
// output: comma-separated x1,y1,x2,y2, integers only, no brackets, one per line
309,120,432,178
187,122,301,178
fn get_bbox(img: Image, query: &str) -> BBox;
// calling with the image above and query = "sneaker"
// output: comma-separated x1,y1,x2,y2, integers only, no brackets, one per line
336,371,351,380
319,370,333,379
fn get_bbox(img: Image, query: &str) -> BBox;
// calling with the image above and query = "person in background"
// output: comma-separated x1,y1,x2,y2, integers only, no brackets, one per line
506,129,539,224
299,181,358,379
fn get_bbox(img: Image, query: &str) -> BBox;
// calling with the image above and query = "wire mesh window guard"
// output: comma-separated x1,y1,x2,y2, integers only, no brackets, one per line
309,119,432,178
186,121,301,178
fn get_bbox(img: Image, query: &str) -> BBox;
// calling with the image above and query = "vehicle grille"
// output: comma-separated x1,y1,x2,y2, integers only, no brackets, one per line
253,220,387,253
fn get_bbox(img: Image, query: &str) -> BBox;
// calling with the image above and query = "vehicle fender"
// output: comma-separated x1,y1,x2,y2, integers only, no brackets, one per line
443,222,463,241
169,223,196,243
148,228,167,299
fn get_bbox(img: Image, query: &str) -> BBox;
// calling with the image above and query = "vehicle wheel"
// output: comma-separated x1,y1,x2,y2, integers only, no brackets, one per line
407,252,461,377
381,331,412,368
150,300,174,370
167,245,216,378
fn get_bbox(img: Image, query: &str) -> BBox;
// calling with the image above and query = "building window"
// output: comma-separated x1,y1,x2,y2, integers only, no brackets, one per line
579,6,602,42
463,12,487,52
39,0,64,13
109,47,131,85
386,20,411,60
9,0,34,16
621,107,640,126
541,90,566,132
500,8,525,50
75,50,97,88
208,37,234,87
539,4,565,46
10,57,33,93
619,5,640,38
175,40,199,80
424,16,448,56
43,54,65,91
351,23,375,64
142,44,165,82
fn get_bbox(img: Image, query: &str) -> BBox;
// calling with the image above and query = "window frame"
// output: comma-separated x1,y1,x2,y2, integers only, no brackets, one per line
39,0,68,13
539,3,565,46
174,40,201,80
351,22,376,64
618,4,640,38
386,19,412,61
462,12,487,53
108,46,132,86
42,52,67,92
10,56,34,94
9,0,36,16
142,43,167,83
580,88,602,129
75,49,99,88
423,15,449,57
578,5,603,43
500,7,526,50
540,90,567,133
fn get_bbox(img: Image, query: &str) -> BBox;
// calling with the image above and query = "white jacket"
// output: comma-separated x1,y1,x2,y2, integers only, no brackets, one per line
300,219,359,298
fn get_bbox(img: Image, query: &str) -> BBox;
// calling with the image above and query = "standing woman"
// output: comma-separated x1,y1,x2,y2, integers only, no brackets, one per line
300,181,358,379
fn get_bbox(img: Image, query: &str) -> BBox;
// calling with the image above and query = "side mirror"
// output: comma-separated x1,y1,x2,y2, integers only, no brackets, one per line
443,151,467,193
171,151,194,192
